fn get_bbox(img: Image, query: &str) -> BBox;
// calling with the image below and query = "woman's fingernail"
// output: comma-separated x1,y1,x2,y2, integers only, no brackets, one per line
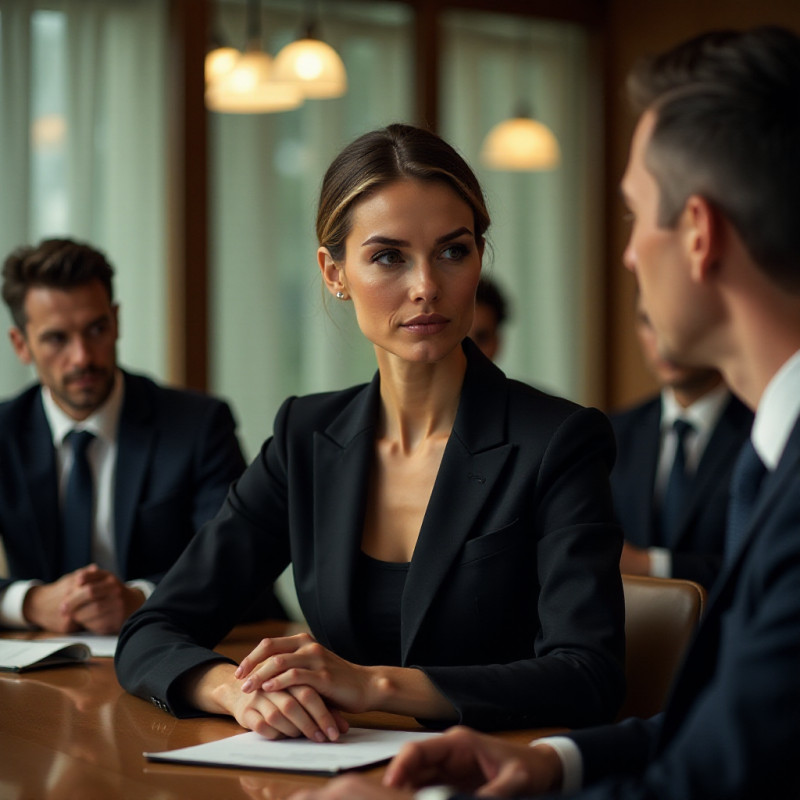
313,731,326,743
327,727,339,741
241,680,253,692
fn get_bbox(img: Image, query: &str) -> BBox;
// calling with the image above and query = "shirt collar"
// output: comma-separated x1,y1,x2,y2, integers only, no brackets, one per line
42,369,125,447
752,349,800,470
660,382,730,435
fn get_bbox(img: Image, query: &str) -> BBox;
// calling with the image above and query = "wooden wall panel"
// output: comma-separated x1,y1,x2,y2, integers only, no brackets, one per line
602,1,800,412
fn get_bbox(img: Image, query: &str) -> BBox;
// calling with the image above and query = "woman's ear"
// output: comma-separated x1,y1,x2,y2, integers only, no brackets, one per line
318,247,347,299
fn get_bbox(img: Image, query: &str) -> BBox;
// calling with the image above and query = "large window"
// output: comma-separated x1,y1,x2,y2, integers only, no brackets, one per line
0,0,168,399
441,10,601,402
209,0,415,458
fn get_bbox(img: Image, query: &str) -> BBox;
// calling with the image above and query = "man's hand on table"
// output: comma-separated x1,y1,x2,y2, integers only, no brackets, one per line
288,726,563,800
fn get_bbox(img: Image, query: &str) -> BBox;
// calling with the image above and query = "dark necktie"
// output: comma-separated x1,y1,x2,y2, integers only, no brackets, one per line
725,439,767,565
61,430,96,574
659,419,695,547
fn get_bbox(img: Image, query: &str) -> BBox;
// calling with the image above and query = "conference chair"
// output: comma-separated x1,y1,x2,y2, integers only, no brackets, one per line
617,574,706,721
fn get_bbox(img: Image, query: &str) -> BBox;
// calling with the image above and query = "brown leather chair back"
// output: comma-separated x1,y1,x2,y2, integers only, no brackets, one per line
617,574,706,721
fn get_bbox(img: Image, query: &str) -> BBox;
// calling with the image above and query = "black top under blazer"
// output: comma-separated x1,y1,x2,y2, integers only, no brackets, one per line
610,393,752,588
116,340,626,731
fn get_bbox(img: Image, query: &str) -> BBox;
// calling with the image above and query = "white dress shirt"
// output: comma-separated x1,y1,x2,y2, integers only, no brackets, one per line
0,371,154,628
647,383,731,578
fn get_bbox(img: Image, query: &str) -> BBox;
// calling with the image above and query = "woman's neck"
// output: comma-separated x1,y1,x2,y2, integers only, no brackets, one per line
375,345,467,453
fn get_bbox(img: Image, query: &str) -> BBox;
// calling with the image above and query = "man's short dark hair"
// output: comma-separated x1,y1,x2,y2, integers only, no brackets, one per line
1,238,115,330
627,26,800,292
476,276,509,326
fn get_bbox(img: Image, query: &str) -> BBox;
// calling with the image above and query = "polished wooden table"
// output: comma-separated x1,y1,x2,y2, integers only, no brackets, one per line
0,622,553,799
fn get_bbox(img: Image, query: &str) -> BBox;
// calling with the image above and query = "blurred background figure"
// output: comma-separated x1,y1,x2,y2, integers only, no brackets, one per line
609,291,752,589
468,276,509,362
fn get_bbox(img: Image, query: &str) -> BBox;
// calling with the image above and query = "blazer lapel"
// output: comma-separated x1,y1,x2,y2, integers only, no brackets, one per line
19,396,61,580
401,342,513,663
114,373,155,577
312,376,380,660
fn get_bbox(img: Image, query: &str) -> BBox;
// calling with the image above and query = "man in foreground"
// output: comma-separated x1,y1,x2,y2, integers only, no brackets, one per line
288,25,800,800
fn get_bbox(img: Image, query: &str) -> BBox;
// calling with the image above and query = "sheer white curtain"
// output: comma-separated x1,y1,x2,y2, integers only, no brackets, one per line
209,1,414,459
441,11,602,404
0,0,168,400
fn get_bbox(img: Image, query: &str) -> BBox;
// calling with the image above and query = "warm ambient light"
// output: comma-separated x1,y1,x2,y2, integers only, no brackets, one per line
205,45,239,84
272,37,347,99
480,116,561,171
205,49,304,114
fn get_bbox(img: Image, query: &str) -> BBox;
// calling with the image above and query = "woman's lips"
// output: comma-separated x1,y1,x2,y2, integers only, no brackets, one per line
401,314,449,334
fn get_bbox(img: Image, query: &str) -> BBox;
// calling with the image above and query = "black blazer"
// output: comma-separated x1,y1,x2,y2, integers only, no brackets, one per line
610,393,752,588
566,416,800,798
0,371,284,620
116,341,626,731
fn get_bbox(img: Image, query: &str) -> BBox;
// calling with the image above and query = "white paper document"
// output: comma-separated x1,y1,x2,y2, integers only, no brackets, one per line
145,727,442,775
44,633,118,658
0,639,91,672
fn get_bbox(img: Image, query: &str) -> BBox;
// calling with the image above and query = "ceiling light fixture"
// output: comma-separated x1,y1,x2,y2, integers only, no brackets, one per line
272,19,347,99
205,0,303,114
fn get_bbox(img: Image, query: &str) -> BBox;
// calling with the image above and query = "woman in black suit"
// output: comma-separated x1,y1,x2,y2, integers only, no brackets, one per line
115,124,625,742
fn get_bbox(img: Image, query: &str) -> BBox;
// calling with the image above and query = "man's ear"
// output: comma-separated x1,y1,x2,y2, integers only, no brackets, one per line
9,327,32,365
683,194,721,283
318,247,347,299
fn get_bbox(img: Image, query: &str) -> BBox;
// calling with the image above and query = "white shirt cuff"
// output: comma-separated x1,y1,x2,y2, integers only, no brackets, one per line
0,580,43,628
125,579,155,600
648,547,672,578
530,736,583,794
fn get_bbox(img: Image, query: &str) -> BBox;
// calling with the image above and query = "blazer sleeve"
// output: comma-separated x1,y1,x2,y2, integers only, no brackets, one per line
418,407,626,730
115,404,295,716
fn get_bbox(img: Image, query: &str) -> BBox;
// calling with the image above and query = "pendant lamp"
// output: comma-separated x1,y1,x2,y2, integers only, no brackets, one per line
272,20,347,99
480,105,560,171
205,0,303,114
480,26,560,172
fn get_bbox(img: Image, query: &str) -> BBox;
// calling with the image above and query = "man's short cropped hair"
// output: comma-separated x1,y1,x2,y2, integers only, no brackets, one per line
627,26,800,292
2,238,115,330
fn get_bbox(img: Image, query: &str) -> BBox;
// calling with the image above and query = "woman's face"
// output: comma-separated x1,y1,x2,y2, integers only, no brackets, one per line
319,178,483,366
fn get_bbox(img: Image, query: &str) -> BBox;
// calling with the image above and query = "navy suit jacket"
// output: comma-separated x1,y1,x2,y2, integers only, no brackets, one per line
116,341,626,731
610,393,752,588
0,371,286,621
560,414,800,799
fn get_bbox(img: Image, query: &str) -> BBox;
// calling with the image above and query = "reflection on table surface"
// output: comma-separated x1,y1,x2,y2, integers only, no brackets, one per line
0,621,554,800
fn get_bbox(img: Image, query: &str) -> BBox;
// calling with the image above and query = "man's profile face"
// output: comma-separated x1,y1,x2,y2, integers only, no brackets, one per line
620,111,708,369
9,279,118,420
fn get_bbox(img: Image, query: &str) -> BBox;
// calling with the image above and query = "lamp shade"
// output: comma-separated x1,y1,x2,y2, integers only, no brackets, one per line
273,38,347,98
205,45,239,84
480,116,560,171
205,50,304,113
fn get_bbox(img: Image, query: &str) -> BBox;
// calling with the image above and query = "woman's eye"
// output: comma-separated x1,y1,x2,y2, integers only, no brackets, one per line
441,243,469,261
372,249,404,266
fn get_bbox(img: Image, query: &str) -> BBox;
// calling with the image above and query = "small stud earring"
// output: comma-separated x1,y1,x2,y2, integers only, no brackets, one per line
336,291,345,299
